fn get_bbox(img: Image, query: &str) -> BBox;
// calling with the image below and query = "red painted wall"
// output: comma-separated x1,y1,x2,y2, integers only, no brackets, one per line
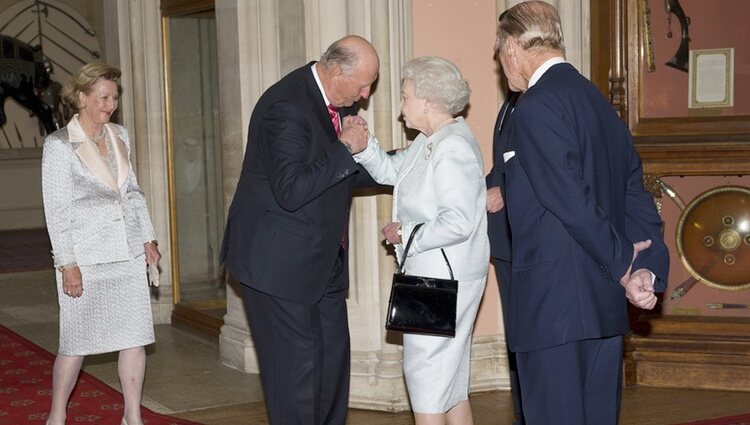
642,0,750,117
412,0,502,335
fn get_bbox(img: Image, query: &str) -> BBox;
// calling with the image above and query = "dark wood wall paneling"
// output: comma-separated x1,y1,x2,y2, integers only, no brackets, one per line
161,0,214,17
591,0,750,393
591,0,750,177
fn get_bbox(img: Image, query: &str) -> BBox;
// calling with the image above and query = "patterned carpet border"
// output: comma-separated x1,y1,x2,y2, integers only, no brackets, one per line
0,324,202,425
674,414,750,425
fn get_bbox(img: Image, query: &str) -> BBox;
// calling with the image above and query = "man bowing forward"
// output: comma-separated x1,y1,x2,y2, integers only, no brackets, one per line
221,35,379,425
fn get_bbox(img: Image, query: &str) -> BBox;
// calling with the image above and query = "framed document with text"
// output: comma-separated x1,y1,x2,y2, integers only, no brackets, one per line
592,0,750,176
689,48,734,109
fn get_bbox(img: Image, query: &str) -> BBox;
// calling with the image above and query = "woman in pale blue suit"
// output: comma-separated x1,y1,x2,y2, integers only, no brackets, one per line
353,56,489,425
42,63,161,425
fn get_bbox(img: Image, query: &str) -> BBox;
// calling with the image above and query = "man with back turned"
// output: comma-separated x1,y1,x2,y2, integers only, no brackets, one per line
494,2,670,423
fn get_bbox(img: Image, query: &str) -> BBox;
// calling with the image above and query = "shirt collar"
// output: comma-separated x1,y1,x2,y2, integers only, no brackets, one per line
528,56,566,89
311,63,332,106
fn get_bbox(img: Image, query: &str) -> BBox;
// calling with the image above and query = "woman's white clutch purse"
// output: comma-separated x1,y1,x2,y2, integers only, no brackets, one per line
148,263,160,287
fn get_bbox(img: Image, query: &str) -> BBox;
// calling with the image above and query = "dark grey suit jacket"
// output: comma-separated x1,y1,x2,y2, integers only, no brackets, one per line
220,62,375,304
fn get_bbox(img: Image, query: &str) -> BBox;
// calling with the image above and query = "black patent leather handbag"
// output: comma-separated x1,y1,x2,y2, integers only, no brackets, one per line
385,223,458,337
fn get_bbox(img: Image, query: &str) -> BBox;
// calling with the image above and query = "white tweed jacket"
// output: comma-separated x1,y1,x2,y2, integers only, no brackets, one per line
354,117,489,281
42,115,157,268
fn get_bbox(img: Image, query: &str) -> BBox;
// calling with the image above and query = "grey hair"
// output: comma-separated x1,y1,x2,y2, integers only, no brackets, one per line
402,56,470,115
496,1,565,56
320,39,359,75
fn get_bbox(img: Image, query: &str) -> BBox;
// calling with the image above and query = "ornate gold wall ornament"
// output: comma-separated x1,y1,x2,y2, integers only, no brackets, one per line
641,0,655,72
676,185,750,291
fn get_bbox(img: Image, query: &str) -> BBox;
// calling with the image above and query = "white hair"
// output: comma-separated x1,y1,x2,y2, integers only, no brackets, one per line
401,56,470,115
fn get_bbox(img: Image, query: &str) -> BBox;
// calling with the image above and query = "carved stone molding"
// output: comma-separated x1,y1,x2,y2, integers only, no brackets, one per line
349,335,509,412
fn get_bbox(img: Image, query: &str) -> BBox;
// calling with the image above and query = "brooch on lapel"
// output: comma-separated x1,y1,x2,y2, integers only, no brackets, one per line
424,143,433,160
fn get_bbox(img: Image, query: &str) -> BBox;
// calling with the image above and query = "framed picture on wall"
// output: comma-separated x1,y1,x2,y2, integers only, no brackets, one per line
600,0,750,176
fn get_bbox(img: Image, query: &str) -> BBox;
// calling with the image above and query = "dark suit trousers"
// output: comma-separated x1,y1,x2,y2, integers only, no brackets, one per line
516,335,623,425
492,257,525,425
241,248,350,425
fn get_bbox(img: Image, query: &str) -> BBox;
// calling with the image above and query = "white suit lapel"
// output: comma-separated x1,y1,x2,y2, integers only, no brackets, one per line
105,124,129,191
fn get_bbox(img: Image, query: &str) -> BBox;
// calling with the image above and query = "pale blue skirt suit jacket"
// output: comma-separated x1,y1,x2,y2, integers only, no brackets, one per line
354,117,489,413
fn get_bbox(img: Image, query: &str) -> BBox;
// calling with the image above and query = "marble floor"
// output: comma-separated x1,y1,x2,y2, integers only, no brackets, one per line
4,270,750,425
0,270,264,416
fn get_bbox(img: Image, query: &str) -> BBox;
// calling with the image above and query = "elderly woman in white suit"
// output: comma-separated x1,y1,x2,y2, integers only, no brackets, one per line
351,56,488,425
41,62,160,425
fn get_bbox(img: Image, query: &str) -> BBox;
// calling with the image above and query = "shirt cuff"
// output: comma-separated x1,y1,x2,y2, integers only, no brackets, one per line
352,134,378,164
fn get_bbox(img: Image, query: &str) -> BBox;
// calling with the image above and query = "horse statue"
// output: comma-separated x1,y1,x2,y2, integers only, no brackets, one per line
0,34,57,135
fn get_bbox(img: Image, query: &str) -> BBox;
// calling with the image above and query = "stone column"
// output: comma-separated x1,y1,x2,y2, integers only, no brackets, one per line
556,0,591,76
344,0,414,411
104,0,172,324
215,0,284,373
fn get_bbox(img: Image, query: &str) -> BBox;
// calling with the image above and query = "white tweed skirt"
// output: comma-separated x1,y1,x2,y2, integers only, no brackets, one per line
55,254,155,356
402,275,487,413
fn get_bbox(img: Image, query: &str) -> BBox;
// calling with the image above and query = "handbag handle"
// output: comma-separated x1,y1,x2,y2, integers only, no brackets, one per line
398,223,455,280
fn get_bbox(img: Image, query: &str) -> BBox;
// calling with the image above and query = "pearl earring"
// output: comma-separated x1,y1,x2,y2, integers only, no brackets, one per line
423,108,428,114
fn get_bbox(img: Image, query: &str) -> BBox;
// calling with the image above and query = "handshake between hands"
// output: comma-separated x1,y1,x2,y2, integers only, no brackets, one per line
339,115,370,154
619,240,658,310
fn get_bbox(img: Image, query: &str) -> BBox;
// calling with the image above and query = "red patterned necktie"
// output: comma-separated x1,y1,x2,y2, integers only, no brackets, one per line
327,104,341,137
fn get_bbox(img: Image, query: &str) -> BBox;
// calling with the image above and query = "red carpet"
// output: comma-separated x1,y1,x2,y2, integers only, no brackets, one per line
675,415,750,425
0,229,53,273
0,325,202,425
